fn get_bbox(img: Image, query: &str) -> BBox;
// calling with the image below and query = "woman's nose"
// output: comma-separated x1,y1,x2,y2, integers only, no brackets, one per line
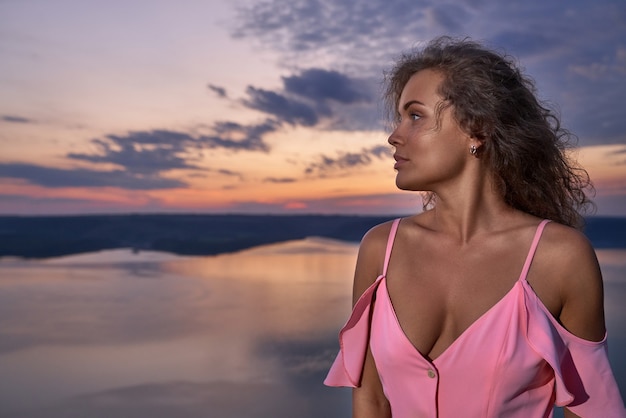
388,128,401,146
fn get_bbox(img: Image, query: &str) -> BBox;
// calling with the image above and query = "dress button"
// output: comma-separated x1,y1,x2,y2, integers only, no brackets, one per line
427,369,436,378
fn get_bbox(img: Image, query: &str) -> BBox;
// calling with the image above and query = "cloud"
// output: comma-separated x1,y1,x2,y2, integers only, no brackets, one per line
208,84,227,98
232,0,473,70
0,163,186,189
217,168,242,177
556,64,626,141
609,146,626,156
305,144,391,175
1,115,34,124
369,144,392,158
607,146,626,167
236,68,379,130
283,68,370,104
263,177,297,183
68,130,204,175
208,67,381,133
428,3,472,32
567,45,626,82
233,0,591,67
490,30,562,57
231,0,626,147
209,119,276,151
222,192,420,215
233,0,626,69
0,193,96,206
68,126,272,175
0,193,166,215
0,121,279,191
243,86,320,126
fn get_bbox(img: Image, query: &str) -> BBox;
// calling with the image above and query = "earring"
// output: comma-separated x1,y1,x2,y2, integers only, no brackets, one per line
470,145,478,156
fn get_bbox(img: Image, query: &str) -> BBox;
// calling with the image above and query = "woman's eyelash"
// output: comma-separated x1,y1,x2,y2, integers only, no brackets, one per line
396,112,421,122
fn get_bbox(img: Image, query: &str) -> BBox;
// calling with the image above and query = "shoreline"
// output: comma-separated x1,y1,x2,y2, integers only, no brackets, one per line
1,214,624,260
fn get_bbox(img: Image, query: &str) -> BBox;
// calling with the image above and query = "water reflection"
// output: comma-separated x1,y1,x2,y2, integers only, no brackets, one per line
0,240,623,417
0,238,356,417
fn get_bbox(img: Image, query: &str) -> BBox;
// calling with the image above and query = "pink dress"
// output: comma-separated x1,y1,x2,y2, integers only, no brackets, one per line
325,219,626,417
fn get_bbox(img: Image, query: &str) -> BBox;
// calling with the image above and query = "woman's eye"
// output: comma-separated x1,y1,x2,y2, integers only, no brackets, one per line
410,113,421,121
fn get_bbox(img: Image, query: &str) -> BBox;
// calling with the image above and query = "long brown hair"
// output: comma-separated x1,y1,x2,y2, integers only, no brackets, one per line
384,36,594,229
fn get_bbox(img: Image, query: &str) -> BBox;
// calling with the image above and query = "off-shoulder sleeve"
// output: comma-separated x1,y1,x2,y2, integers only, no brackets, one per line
324,276,383,387
561,336,626,417
523,280,626,417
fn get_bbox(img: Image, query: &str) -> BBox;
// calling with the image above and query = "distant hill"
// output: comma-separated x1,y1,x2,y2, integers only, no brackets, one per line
0,214,624,259
0,214,391,259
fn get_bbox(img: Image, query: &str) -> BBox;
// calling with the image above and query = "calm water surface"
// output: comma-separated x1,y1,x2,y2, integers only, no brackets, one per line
0,241,624,417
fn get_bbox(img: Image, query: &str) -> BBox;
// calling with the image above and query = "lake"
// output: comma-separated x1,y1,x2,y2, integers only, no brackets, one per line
0,239,624,417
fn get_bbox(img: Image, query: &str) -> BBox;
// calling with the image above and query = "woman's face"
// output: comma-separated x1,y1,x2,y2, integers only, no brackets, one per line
388,69,472,192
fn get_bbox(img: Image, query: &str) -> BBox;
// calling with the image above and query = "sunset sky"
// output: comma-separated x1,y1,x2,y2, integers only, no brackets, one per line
1,0,625,216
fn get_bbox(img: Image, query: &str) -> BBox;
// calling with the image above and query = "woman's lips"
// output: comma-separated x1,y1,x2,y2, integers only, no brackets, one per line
393,155,408,169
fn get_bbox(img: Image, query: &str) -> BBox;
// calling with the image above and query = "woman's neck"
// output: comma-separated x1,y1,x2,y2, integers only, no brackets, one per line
425,174,519,243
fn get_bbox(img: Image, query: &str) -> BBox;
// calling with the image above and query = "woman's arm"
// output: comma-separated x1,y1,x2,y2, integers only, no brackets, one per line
353,346,391,418
350,222,394,418
556,227,606,343
551,225,607,417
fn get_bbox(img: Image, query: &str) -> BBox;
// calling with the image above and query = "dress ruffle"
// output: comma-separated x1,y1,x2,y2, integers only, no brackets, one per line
522,279,625,416
324,275,383,387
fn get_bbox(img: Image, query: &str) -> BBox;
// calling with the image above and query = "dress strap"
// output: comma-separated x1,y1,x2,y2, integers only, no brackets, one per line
382,218,401,276
520,219,551,281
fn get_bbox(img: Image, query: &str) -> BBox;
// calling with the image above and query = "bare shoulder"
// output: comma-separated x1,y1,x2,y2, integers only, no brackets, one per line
539,222,600,281
352,219,398,304
360,220,396,248
538,222,605,341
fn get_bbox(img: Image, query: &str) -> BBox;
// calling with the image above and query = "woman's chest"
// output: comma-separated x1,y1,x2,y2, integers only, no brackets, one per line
385,256,524,361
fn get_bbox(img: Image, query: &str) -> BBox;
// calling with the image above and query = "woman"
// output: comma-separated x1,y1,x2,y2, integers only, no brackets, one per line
324,37,625,417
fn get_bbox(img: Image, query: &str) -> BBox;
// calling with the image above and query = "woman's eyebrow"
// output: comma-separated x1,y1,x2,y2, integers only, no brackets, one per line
402,100,426,111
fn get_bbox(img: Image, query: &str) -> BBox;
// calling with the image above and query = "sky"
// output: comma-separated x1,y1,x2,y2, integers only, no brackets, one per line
0,0,625,216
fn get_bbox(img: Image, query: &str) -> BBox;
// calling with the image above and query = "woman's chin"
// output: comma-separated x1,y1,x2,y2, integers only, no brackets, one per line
395,178,422,191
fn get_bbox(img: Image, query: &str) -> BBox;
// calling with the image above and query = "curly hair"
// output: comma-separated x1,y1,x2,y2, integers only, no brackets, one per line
383,36,594,229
